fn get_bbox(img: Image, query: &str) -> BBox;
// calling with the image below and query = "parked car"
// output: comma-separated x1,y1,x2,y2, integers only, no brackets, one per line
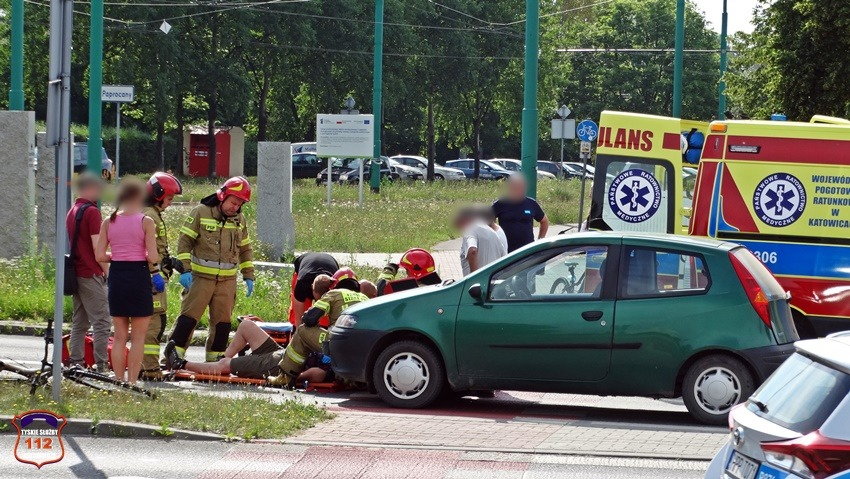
293,152,325,179
446,159,511,180
705,331,850,479
316,157,361,185
329,232,798,425
337,158,423,184
73,143,114,181
390,155,466,181
488,158,556,180
291,142,317,154
562,162,595,180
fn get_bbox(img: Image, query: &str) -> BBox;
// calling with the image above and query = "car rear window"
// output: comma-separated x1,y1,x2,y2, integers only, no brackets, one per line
731,248,786,299
747,353,850,433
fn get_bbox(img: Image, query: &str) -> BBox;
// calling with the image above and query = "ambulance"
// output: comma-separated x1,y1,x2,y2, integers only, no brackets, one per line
587,111,850,337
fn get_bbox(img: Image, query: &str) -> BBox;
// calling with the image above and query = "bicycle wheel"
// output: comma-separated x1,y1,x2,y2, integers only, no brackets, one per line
550,278,570,294
65,369,157,399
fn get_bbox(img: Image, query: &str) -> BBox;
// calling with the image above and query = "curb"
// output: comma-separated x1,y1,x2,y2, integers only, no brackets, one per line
1,415,226,441
0,320,210,346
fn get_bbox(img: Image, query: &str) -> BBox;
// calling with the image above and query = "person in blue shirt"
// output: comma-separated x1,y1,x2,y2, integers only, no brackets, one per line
492,174,549,252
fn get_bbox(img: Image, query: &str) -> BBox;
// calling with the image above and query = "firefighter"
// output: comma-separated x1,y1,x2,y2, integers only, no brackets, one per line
140,172,183,380
376,248,442,296
270,268,369,387
168,176,255,361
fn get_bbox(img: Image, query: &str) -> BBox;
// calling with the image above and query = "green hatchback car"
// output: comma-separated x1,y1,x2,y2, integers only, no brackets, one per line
328,232,799,424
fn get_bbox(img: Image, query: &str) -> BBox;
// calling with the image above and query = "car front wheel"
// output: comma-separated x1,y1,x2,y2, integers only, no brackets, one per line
372,340,444,408
682,355,755,425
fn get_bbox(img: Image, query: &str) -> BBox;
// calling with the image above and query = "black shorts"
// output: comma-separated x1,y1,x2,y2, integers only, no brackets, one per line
229,338,284,379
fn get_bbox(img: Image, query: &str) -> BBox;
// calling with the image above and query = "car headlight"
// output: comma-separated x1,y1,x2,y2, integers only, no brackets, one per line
336,314,358,328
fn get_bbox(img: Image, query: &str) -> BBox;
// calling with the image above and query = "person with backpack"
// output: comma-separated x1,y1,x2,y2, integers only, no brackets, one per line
64,173,110,372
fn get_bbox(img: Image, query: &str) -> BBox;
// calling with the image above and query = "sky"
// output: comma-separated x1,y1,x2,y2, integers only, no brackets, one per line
694,0,760,34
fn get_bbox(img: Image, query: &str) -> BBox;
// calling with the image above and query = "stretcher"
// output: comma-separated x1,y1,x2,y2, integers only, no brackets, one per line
170,369,271,386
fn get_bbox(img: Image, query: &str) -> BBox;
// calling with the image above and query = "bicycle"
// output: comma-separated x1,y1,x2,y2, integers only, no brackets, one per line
0,318,156,399
549,261,586,295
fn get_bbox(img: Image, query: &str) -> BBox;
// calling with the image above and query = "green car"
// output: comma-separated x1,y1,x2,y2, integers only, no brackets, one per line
329,232,799,424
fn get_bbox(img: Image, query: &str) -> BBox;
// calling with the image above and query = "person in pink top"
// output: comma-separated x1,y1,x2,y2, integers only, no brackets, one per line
95,178,159,384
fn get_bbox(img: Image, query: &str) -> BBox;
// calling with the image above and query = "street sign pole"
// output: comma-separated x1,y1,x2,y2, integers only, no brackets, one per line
370,0,385,194
717,0,729,120
575,119,598,231
520,0,540,199
672,0,685,117
87,0,104,175
9,0,25,110
115,102,121,178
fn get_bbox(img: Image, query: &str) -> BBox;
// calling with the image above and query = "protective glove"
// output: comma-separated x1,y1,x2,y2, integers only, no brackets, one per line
151,273,166,293
179,272,193,289
245,279,255,298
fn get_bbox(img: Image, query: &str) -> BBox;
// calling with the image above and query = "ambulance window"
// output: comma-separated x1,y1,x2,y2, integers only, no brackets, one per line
600,159,671,234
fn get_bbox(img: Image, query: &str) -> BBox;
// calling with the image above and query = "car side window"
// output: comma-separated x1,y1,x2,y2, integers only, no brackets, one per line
489,246,609,301
620,247,710,298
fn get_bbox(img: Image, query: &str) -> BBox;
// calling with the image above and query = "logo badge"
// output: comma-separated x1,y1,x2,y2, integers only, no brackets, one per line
607,169,662,223
12,410,67,469
753,173,806,227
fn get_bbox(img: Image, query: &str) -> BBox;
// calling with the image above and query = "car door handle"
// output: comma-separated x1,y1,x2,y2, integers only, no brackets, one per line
582,310,603,321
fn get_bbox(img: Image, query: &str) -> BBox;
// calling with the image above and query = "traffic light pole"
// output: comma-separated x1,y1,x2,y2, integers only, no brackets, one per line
717,0,729,120
9,0,25,110
520,0,540,199
672,0,685,118
86,0,104,175
369,0,384,193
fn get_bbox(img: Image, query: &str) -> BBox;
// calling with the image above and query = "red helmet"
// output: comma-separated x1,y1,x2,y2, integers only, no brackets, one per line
400,248,436,280
331,267,359,290
216,176,252,203
147,172,183,202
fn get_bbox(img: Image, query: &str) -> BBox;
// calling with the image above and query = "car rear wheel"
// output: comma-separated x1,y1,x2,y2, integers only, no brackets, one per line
373,340,444,408
682,355,755,425
434,174,444,180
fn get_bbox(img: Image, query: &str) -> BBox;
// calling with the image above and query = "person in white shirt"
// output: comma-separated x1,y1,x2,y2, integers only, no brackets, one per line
482,206,509,253
454,207,507,275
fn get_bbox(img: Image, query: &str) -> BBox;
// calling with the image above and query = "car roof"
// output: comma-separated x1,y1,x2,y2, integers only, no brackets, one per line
795,333,850,375
535,231,735,252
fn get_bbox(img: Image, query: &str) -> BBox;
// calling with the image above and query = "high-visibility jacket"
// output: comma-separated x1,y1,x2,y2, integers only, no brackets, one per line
301,289,369,327
143,205,169,275
176,204,254,281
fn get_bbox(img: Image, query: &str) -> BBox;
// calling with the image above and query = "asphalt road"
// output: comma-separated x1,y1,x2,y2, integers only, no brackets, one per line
0,436,708,478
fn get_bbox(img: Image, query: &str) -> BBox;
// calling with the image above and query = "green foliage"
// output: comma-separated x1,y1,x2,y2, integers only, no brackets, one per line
0,382,331,440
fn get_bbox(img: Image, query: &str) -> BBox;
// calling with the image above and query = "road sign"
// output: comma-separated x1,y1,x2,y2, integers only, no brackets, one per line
576,119,599,142
551,119,576,139
580,141,592,154
101,85,134,103
557,105,571,119
316,114,374,158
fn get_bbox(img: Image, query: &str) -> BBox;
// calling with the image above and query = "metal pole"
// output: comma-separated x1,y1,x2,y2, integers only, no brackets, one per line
115,103,121,178
9,0,25,110
672,0,685,117
49,0,74,402
86,0,104,175
326,157,332,205
369,0,384,193
717,0,729,120
577,150,589,230
559,137,564,178
520,0,540,198
358,159,364,205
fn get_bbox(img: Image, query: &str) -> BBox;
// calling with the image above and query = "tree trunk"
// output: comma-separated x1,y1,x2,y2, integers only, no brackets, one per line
175,92,185,174
257,73,270,142
472,120,482,179
426,97,435,182
207,88,218,179
155,120,165,171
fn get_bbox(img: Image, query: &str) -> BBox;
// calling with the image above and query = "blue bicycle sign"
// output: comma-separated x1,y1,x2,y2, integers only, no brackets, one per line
576,120,599,142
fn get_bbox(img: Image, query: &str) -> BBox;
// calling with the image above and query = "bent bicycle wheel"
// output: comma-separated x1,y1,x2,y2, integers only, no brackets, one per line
66,369,157,399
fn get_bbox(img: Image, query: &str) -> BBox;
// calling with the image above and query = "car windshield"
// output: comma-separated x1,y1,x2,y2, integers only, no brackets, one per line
747,353,850,433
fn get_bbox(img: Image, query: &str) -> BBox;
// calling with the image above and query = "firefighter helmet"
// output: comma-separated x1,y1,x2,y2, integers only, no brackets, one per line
216,176,252,203
147,172,183,202
331,267,359,290
399,248,436,280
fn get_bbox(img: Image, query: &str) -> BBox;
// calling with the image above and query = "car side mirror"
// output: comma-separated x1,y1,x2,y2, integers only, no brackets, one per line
468,283,483,303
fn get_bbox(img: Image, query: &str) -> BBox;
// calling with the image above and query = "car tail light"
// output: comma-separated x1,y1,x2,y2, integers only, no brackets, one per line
761,431,850,479
729,251,771,327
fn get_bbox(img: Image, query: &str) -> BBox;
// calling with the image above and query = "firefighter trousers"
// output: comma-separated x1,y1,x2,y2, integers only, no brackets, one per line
278,325,327,380
141,290,167,373
179,275,237,361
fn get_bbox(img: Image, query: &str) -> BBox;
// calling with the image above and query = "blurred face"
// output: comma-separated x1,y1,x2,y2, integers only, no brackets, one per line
160,194,175,209
220,196,246,216
80,183,103,202
506,176,526,201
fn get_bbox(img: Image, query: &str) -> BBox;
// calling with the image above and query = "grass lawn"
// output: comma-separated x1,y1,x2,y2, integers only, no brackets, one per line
0,381,330,439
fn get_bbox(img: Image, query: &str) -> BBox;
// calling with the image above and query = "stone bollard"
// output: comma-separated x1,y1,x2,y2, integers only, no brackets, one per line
257,142,294,261
0,111,36,259
36,132,57,255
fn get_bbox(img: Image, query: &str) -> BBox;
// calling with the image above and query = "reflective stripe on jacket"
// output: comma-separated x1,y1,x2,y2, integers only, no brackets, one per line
177,204,254,280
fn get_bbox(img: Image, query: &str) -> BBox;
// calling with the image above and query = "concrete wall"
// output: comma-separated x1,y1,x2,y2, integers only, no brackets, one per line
0,111,36,258
257,142,293,261
36,132,57,255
